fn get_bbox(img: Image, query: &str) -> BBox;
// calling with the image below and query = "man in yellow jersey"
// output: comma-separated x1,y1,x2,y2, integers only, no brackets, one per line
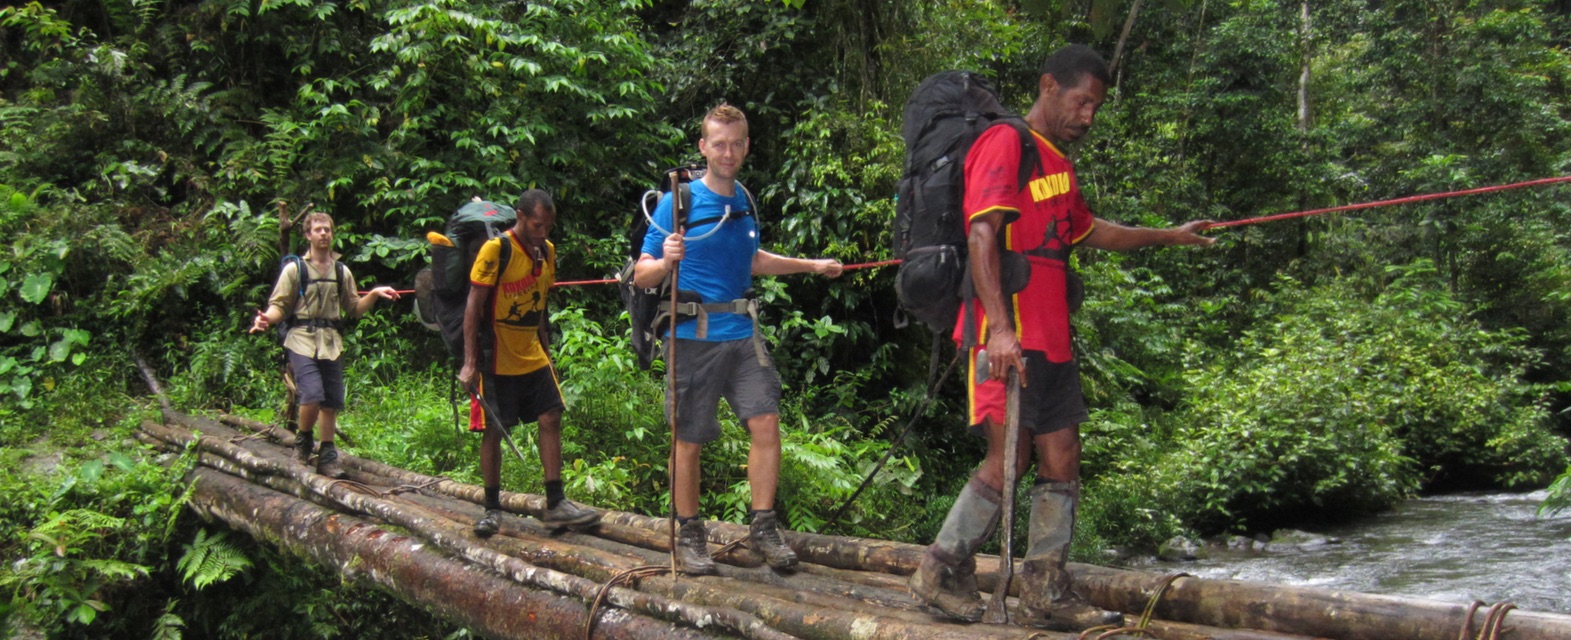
457,189,599,537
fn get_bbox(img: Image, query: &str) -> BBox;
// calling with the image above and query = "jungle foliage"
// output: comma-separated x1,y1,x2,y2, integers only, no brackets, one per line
3,0,1571,635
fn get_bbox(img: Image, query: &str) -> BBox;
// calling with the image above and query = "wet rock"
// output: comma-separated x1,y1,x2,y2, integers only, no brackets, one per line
21,451,63,476
1158,535,1203,561
1270,528,1341,550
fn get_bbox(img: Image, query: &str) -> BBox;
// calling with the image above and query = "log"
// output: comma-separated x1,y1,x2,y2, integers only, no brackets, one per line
201,410,1571,640
140,421,797,640
144,419,1064,640
182,466,716,640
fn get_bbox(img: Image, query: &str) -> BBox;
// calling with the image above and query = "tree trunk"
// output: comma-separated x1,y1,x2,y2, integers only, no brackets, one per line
181,465,719,640
190,410,1571,640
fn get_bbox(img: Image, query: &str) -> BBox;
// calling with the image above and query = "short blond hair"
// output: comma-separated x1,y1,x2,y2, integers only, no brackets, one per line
701,103,748,139
303,211,335,232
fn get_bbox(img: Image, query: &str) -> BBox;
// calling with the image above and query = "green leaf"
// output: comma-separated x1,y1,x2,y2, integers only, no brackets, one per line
20,273,53,304
0,311,12,332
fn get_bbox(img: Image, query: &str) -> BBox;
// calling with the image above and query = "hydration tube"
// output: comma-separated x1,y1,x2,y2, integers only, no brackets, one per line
641,189,735,243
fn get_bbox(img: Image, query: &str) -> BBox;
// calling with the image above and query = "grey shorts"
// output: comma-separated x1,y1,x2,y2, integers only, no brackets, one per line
287,351,345,410
667,337,781,444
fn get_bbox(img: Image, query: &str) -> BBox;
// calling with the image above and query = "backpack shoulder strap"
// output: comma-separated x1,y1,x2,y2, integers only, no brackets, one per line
282,255,307,300
738,182,759,218
334,260,349,295
676,183,693,230
1006,119,1040,193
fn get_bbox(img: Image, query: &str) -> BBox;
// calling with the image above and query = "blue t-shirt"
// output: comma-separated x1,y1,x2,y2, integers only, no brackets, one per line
640,180,759,341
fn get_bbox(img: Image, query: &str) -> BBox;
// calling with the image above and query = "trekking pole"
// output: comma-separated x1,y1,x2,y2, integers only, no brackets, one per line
982,367,1022,624
664,169,686,579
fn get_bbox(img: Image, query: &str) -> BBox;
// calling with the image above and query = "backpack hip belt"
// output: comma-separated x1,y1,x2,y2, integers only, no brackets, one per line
294,317,342,331
656,297,769,367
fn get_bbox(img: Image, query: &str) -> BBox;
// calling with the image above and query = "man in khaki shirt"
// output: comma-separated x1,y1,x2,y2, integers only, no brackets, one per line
250,212,399,477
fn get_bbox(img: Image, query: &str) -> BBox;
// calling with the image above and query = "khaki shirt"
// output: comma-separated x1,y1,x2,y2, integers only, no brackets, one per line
266,259,361,360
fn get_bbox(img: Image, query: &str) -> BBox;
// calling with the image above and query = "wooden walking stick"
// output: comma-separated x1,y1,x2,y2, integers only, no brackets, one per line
664,169,687,579
982,367,1022,624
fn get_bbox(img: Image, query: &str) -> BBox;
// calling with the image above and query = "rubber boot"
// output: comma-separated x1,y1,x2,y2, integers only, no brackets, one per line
1017,480,1122,631
749,510,798,569
675,519,717,576
908,476,1001,622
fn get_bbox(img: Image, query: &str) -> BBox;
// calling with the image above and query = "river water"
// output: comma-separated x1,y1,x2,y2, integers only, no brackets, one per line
1135,491,1571,614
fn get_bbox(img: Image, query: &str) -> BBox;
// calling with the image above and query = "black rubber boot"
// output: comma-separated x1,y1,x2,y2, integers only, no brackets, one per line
909,476,1000,621
1017,480,1122,631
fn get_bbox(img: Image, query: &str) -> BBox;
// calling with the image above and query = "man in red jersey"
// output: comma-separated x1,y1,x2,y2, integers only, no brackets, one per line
909,44,1215,631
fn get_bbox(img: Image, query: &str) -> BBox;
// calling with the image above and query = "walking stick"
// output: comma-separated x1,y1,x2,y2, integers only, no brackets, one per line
664,169,687,579
982,367,1022,624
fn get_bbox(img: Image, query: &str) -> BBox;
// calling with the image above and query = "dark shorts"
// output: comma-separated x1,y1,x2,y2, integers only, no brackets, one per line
287,351,345,410
667,338,781,444
967,348,1088,436
472,366,564,434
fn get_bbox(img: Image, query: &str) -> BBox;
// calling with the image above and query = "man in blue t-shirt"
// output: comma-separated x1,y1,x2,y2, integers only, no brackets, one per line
633,103,843,574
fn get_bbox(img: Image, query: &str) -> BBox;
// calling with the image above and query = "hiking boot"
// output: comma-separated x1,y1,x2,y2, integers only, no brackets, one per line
909,553,985,622
675,519,717,576
749,510,798,569
315,443,347,479
540,499,601,530
293,433,314,464
1017,479,1123,631
474,509,502,538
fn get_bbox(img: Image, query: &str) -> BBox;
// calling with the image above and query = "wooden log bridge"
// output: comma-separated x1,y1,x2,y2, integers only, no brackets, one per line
136,409,1571,640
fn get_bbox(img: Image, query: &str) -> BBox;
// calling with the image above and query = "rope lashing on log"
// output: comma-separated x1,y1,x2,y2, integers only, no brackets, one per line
1456,600,1519,640
1077,572,1190,640
586,564,671,640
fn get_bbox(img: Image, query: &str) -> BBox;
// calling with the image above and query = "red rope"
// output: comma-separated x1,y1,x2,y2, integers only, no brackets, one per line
1208,175,1571,229
384,175,1568,291
381,259,902,293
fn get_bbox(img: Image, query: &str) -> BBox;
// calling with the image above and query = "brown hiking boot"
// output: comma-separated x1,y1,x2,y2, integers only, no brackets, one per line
293,433,313,464
749,510,798,569
315,443,347,479
909,552,985,622
675,519,717,575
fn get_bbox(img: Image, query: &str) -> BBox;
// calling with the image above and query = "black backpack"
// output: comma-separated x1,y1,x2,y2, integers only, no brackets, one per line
617,165,759,370
413,199,517,368
274,254,350,343
893,70,1038,346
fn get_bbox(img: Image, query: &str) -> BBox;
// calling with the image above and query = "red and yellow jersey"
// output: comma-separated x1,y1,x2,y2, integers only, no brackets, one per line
957,124,1096,363
470,232,555,376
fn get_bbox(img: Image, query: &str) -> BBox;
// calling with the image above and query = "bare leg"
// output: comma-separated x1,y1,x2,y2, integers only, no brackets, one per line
744,413,781,511
537,407,563,482
317,407,338,443
674,439,702,518
481,427,503,489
